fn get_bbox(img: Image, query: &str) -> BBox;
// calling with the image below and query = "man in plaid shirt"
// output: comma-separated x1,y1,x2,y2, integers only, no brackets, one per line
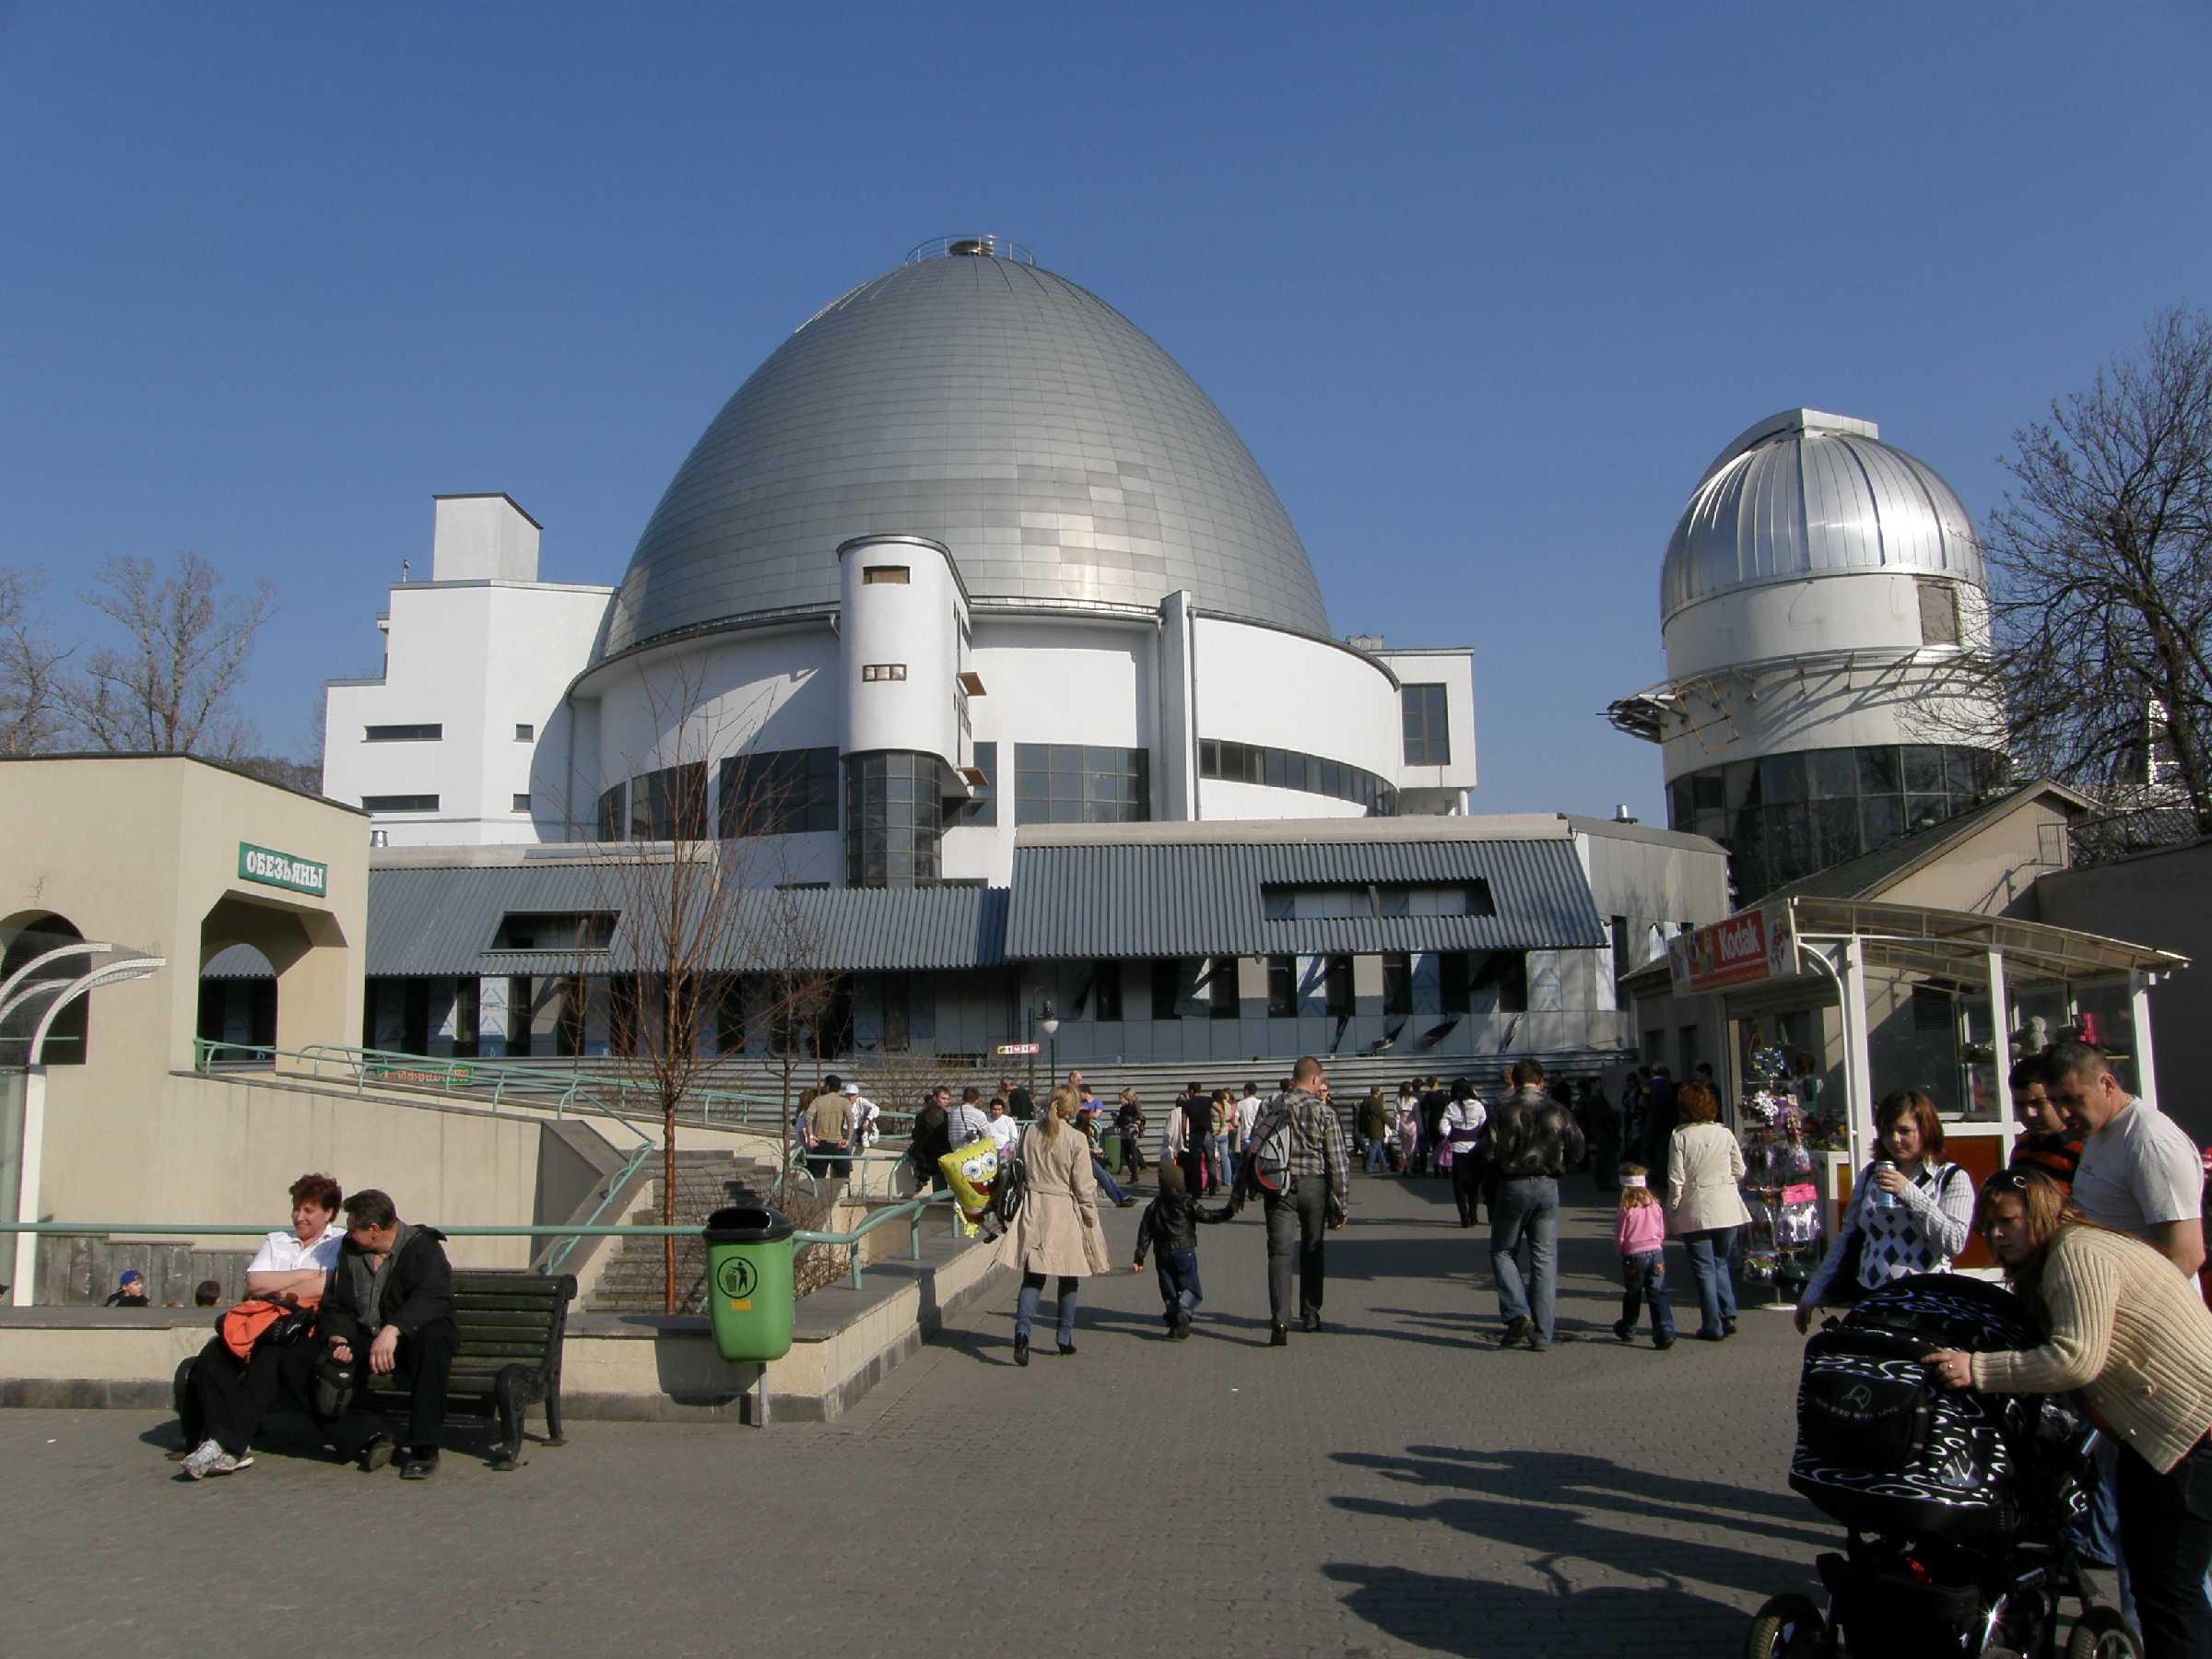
1244,1054,1351,1345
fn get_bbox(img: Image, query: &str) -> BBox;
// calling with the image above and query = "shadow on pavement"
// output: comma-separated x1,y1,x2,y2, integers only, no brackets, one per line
1323,1563,1735,1657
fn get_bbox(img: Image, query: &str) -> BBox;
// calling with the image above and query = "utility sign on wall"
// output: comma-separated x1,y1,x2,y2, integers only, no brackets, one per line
238,842,329,898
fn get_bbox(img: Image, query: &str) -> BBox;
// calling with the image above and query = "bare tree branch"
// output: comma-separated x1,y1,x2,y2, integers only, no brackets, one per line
63,551,275,758
1979,306,2212,845
0,567,70,754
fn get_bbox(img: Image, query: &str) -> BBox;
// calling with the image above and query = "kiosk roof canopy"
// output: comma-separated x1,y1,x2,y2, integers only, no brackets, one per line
1788,897,2190,986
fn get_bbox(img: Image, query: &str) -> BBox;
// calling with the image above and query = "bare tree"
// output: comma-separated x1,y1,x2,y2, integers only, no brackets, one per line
591,664,776,1314
0,567,69,754
751,876,841,1206
65,551,275,757
1983,308,2212,839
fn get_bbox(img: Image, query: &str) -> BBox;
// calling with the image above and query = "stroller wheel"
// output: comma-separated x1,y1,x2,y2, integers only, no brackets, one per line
1747,1594,1827,1659
2065,1607,2144,1659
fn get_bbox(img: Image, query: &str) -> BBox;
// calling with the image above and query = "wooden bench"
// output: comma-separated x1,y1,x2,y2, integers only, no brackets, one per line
358,1270,576,1471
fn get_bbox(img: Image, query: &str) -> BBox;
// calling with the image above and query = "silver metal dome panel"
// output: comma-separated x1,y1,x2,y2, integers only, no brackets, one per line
602,251,1332,656
1659,409,1986,623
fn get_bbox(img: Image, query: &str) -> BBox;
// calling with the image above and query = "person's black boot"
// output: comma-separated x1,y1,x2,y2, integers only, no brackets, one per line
358,1433,396,1473
1269,1324,1289,1347
399,1447,439,1480
1014,1334,1030,1367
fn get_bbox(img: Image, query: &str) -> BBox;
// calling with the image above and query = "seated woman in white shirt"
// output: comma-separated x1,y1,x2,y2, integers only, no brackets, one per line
174,1172,348,1478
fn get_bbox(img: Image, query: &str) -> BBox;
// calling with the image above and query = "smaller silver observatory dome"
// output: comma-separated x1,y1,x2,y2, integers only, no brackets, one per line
1660,409,1985,625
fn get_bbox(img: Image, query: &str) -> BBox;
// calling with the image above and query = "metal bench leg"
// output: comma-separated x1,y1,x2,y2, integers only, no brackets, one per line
543,1382,567,1447
490,1366,527,1472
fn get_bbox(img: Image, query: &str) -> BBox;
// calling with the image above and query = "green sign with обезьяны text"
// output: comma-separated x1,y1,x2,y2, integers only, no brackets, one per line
237,841,329,898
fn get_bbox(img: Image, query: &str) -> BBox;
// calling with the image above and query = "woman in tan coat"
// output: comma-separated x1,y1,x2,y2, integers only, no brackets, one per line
994,1085,1112,1364
1664,1081,1752,1342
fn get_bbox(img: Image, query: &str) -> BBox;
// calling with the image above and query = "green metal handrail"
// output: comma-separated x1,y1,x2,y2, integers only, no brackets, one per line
0,1188,968,1293
539,1142,658,1276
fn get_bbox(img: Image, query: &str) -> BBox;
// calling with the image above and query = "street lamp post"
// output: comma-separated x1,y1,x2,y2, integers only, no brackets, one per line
1026,1000,1060,1104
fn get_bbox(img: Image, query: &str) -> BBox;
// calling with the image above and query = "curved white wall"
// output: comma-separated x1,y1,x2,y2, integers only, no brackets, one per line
590,629,839,790
839,536,964,765
1191,617,1400,813
1664,571,1990,678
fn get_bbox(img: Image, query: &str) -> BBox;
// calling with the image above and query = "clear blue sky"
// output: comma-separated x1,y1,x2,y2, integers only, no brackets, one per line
4,3,2206,820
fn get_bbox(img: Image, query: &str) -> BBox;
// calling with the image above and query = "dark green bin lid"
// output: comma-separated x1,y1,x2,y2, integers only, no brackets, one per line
703,1205,795,1245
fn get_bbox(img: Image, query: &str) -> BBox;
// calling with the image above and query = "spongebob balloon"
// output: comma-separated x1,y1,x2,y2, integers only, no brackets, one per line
938,1137,1000,1236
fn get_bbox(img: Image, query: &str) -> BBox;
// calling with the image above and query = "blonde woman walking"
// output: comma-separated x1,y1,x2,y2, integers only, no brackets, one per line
994,1085,1112,1364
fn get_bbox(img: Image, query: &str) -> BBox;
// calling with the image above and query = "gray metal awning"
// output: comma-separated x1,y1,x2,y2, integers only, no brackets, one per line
1004,836,1605,960
1788,897,2190,986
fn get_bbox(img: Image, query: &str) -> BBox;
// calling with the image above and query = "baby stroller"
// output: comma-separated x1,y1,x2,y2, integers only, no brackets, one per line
1748,1273,2140,1659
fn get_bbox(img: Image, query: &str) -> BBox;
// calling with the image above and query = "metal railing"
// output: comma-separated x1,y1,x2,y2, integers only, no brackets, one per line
0,1188,968,1296
192,1039,792,1132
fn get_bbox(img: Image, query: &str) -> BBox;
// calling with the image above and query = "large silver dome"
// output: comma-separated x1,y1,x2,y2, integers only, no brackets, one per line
1660,408,1986,624
601,242,1333,656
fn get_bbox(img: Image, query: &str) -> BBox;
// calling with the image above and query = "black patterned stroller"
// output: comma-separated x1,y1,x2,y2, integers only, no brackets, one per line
1748,1273,2140,1659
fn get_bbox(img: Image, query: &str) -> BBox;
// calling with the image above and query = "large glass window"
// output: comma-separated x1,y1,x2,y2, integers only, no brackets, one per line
1382,952,1413,1017
1266,954,1298,1018
1668,743,2006,899
1206,956,1238,1019
1088,959,1122,1021
842,751,944,888
1323,956,1354,1018
597,783,624,842
1012,743,1150,825
719,747,838,839
1198,737,1397,814
630,762,709,842
1401,684,1451,766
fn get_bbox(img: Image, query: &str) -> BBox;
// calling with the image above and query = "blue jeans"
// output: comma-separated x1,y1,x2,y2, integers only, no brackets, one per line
1681,1228,1739,1335
1090,1159,1127,1206
1489,1176,1560,1345
1362,1135,1386,1172
1155,1247,1202,1324
1208,1133,1233,1189
1015,1272,1077,1347
1618,1248,1677,1339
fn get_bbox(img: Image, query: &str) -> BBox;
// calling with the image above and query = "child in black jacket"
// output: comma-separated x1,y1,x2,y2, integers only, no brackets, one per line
1130,1164,1233,1338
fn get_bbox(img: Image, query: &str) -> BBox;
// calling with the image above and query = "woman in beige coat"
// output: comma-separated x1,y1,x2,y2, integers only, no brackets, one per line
1665,1082,1752,1342
994,1085,1112,1364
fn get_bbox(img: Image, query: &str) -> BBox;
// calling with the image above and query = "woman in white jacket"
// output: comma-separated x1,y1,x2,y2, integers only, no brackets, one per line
1665,1081,1752,1342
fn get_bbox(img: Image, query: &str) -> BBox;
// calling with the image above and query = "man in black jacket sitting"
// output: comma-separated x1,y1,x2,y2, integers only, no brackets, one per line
316,1189,457,1480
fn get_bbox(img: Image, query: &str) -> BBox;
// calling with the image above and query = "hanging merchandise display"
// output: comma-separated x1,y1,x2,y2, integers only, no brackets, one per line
1739,1045,1825,1300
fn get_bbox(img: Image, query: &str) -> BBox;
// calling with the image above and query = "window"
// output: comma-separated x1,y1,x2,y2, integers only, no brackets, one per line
506,976,533,1057
1150,959,1183,1020
1206,957,1239,1019
1918,581,1960,647
1323,956,1354,1018
597,783,625,842
1266,955,1298,1018
1089,959,1123,1021
1472,950,1527,1013
452,976,479,1060
512,793,531,813
861,664,908,682
862,565,911,584
364,724,441,743
1401,684,1451,766
1260,881,1493,919
1382,951,1412,1017
629,762,709,841
1199,737,1397,815
842,751,944,887
961,740,997,827
1013,743,1150,825
720,747,839,838
714,976,746,1055
880,972,912,1052
1439,951,1471,1014
1610,915,1630,982
362,794,438,812
514,724,534,742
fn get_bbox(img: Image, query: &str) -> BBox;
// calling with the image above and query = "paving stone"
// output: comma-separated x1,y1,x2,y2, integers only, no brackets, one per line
0,1168,1821,1658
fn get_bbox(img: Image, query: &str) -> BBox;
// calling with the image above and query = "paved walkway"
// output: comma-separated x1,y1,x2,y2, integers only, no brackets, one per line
1,1169,1819,1658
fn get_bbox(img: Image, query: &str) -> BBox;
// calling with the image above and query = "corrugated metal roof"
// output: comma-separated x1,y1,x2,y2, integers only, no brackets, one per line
696,886,1009,973
368,864,610,975
1004,838,1605,959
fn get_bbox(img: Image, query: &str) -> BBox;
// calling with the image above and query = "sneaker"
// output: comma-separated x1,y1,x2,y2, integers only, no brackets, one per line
1654,1334,1676,1349
1612,1320,1635,1344
1528,1341,1550,1353
1500,1315,1532,1349
1172,1314,1192,1342
1723,1317,1739,1337
182,1438,227,1480
358,1433,397,1473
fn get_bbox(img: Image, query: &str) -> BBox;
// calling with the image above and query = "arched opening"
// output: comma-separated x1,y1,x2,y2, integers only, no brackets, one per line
197,943,276,1065
1,913,91,1068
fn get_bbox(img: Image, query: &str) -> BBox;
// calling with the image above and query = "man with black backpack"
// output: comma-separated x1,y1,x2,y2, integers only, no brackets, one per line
1224,1055,1351,1346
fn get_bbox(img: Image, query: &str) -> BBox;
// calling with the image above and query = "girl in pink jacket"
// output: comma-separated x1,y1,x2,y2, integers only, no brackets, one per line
1613,1165,1677,1349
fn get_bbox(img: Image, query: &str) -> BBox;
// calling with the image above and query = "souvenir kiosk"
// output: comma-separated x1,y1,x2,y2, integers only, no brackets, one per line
1654,897,2188,1272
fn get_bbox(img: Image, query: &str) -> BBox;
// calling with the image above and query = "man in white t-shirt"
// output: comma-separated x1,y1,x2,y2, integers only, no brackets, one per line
2053,1039,2204,1274
1234,1083,1263,1147
842,1082,879,1152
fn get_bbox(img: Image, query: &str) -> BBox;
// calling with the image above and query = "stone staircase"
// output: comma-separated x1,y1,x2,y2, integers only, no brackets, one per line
585,1149,786,1315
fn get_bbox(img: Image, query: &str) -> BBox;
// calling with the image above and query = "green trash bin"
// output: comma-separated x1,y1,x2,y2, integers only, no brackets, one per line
1100,1131,1123,1171
702,1201,797,1363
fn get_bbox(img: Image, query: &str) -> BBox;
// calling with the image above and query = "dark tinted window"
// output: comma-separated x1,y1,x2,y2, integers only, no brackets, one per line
720,747,839,838
1401,683,1451,766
